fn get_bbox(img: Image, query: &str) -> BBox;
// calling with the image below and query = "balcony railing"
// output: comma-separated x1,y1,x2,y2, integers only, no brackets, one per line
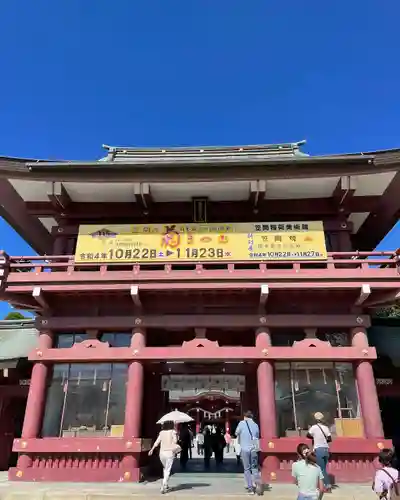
0,251,399,288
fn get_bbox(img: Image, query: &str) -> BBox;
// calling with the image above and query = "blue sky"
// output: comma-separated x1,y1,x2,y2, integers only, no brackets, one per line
0,0,399,317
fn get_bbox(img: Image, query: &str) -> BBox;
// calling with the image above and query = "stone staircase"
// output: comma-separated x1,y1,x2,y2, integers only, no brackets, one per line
0,476,374,500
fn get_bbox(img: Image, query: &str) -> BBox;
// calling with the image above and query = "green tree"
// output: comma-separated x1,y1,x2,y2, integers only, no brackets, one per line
374,304,400,318
3,311,28,320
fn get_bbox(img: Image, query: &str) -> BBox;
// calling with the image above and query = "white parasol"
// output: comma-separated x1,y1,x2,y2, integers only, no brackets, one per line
157,410,194,425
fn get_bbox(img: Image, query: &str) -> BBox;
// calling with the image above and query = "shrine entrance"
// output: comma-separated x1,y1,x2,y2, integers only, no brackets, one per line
162,373,247,475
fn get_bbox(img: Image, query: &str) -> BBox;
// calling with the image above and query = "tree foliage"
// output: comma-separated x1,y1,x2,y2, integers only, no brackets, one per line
374,304,400,318
3,311,28,320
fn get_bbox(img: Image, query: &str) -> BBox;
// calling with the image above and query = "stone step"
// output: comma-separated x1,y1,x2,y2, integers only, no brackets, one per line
0,496,375,500
0,486,373,500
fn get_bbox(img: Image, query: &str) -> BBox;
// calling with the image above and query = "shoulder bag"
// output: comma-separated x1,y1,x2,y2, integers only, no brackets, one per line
245,421,260,453
380,468,400,499
316,423,332,444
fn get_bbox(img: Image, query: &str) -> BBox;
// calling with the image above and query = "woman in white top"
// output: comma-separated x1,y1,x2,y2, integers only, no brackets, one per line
306,412,332,493
373,448,399,499
149,421,180,493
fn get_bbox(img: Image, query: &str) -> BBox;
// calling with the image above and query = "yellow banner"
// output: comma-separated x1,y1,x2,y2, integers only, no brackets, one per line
75,222,327,263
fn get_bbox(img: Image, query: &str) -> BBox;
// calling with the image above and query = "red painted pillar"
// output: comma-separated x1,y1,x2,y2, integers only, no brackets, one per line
256,328,277,438
351,327,384,438
196,409,200,434
256,327,278,484
17,331,53,469
225,410,230,433
122,328,145,478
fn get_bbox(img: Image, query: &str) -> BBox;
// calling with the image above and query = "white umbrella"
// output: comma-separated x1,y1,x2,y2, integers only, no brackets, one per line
157,410,194,425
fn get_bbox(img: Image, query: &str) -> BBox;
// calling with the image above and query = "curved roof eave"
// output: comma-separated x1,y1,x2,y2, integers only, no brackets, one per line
25,154,375,169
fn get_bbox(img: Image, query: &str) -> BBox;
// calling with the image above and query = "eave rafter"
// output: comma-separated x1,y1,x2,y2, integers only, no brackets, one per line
46,181,71,213
134,182,153,211
130,285,142,307
32,286,49,312
0,179,53,254
363,288,400,307
249,180,267,211
355,284,371,306
26,196,381,221
260,284,269,306
354,156,400,249
332,176,357,215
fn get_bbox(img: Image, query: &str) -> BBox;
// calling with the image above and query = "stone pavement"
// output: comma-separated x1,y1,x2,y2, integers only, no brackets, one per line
0,472,375,500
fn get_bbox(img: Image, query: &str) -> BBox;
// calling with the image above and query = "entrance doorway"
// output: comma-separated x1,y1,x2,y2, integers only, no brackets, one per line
162,373,245,475
0,397,27,470
380,396,400,440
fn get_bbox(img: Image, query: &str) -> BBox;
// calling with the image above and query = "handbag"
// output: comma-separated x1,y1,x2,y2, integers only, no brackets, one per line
172,444,182,455
171,430,181,455
245,421,260,452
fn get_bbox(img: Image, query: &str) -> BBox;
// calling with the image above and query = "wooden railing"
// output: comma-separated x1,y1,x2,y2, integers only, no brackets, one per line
0,251,399,273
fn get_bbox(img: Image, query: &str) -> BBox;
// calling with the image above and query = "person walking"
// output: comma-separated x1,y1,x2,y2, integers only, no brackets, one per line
179,423,191,469
212,426,226,466
292,443,324,500
233,436,242,466
188,426,194,459
197,431,204,455
224,430,232,453
307,412,332,493
235,410,262,496
148,421,181,494
372,448,400,499
203,427,213,469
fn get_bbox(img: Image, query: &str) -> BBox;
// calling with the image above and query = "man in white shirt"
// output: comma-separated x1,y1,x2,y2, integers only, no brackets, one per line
307,412,332,492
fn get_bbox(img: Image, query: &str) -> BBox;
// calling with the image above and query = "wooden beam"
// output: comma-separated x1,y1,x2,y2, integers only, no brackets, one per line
6,295,41,311
260,284,269,305
32,286,49,310
34,314,371,331
8,281,399,296
332,176,358,214
134,183,153,211
130,285,142,307
249,180,266,210
354,171,400,250
0,180,53,254
363,289,400,307
50,219,355,236
355,284,371,306
27,196,381,222
46,182,71,212
28,344,377,363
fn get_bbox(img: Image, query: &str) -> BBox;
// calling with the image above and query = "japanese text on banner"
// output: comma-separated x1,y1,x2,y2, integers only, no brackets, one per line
74,221,327,263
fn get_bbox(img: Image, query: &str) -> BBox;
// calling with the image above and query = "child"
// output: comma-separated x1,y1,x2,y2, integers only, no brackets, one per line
373,448,400,499
292,443,324,500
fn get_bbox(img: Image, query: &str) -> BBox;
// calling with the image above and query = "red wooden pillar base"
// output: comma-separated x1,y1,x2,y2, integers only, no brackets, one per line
351,327,384,438
17,331,53,470
261,455,280,484
122,328,145,477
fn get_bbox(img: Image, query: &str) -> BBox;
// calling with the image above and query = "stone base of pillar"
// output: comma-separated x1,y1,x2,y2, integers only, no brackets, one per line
16,454,32,469
10,452,144,482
